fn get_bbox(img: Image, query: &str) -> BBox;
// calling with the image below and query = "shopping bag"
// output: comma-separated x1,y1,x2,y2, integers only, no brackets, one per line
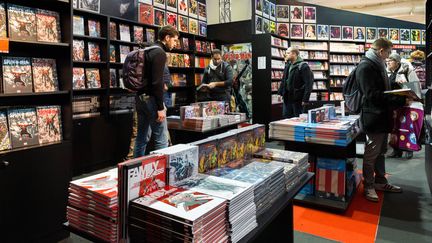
389,102,424,151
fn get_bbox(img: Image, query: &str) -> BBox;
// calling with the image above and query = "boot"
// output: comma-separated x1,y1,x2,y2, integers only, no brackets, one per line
388,149,402,158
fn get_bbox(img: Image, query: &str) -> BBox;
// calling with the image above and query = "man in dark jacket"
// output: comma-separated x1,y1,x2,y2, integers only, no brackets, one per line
357,38,411,202
278,46,313,118
134,25,179,157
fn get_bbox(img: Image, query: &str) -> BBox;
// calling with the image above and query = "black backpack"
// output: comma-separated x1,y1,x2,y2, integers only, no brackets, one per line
342,64,362,114
121,46,161,92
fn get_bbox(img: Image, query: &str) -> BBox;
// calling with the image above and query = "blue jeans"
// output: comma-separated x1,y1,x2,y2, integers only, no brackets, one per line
134,95,168,158
282,100,303,118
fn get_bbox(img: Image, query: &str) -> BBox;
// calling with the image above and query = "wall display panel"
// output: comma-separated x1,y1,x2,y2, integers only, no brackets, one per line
277,22,289,37
411,29,421,45
269,2,276,21
178,15,189,33
263,0,270,19
263,18,270,33
139,3,154,25
366,27,377,43
303,6,316,23
189,0,198,18
378,27,388,39
79,0,100,13
189,17,198,34
304,24,316,40
400,29,410,44
290,5,303,23
256,16,263,34
178,0,188,15
330,25,341,41
166,11,178,28
154,0,166,9
353,26,365,42
291,23,303,39
167,0,177,12
198,2,206,21
276,5,289,22
342,26,353,41
317,25,329,40
101,0,136,21
154,8,166,26
389,28,400,44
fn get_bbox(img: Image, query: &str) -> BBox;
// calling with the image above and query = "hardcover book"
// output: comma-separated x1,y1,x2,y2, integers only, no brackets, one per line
119,24,131,42
166,11,177,29
188,0,198,18
109,69,117,88
8,4,37,41
36,106,62,144
199,21,207,36
167,0,177,12
146,28,155,43
138,3,154,26
189,18,198,35
190,138,218,174
0,111,11,151
88,19,101,37
2,57,33,94
120,45,130,63
73,15,85,35
8,108,39,148
36,9,60,42
70,168,118,202
72,67,86,89
85,68,101,88
72,39,85,61
133,26,144,43
0,3,6,37
109,21,117,40
154,8,166,27
109,44,116,62
88,42,101,62
198,2,206,21
178,15,188,33
216,133,239,168
31,58,59,92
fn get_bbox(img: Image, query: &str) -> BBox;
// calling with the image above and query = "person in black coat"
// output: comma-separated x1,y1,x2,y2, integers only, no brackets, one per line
357,38,412,202
278,46,313,118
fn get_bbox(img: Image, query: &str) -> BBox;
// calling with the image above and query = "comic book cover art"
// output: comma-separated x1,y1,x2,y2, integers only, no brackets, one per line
166,12,177,29
32,58,59,92
182,37,189,50
7,108,39,148
133,26,144,43
2,57,33,94
199,21,206,36
72,39,85,61
8,5,37,41
253,125,266,153
166,0,177,12
120,45,131,63
237,129,254,160
109,44,116,62
119,24,131,42
72,67,86,89
192,139,218,174
188,0,198,18
146,28,155,43
0,111,11,151
178,0,188,16
73,15,84,35
88,42,101,62
198,2,206,21
184,54,190,67
85,68,101,88
217,134,238,168
178,15,188,33
109,68,117,87
139,3,154,26
0,3,6,37
88,19,101,37
36,9,61,42
70,168,118,200
79,0,100,13
109,21,117,40
188,18,198,35
36,106,62,144
154,0,166,9
154,8,166,27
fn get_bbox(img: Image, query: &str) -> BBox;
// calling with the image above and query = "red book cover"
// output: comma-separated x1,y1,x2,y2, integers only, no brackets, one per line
70,169,118,201
139,3,154,26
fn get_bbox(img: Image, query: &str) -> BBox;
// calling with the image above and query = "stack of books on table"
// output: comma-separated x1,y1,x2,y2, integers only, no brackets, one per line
128,186,229,242
175,175,257,243
167,115,181,129
67,169,118,243
182,117,219,131
269,117,308,142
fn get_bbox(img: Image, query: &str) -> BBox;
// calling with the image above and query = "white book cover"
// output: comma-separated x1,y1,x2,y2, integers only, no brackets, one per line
70,168,118,200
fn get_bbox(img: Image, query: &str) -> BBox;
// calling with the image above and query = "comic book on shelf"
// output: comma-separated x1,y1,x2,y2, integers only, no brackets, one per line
133,26,144,43
119,24,131,42
36,9,61,43
109,21,117,40
120,45,130,63
73,68,86,89
182,37,189,50
0,111,11,151
198,2,206,21
88,19,101,37
188,0,198,18
146,28,155,43
79,0,100,13
36,106,62,144
189,18,198,35
32,58,58,93
85,68,101,88
178,15,188,33
190,138,218,174
109,69,117,88
7,108,39,148
2,57,33,94
73,39,85,61
73,15,85,35
109,44,116,62
0,3,6,37
8,4,37,41
88,42,101,62
138,3,154,26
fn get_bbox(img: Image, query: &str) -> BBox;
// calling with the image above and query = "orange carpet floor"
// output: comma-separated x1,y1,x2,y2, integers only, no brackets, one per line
294,184,384,243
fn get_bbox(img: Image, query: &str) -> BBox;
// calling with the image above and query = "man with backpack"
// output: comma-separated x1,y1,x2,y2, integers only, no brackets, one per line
356,38,413,202
278,46,314,118
132,25,179,157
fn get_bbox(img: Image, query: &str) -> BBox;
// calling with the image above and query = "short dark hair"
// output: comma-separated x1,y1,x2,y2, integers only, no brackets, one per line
372,38,393,50
158,25,179,41
211,49,222,56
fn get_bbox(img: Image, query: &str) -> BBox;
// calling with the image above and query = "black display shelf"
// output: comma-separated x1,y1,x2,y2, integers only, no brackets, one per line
72,88,107,95
73,61,107,66
168,67,195,72
272,78,282,81
329,62,358,65
73,8,107,17
169,49,195,54
314,78,329,80
271,56,285,60
0,140,68,156
271,45,287,50
73,35,107,41
311,69,328,71
110,39,140,46
195,52,212,57
330,86,343,90
109,87,131,94
271,68,285,71
109,62,124,66
329,51,364,54
63,222,106,243
168,86,194,92
330,74,348,77
312,89,328,92
9,39,70,47
304,58,328,61
0,90,70,106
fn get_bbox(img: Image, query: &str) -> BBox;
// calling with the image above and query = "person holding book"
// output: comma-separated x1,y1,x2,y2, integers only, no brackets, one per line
358,38,413,202
278,46,313,118
386,53,420,159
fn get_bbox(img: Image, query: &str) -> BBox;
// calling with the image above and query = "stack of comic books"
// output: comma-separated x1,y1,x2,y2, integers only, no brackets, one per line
190,137,219,174
128,186,229,242
174,174,256,243
182,117,219,131
67,168,118,243
254,148,309,179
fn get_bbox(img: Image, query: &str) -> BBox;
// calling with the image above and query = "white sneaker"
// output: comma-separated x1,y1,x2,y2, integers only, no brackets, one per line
364,188,379,202
375,183,402,193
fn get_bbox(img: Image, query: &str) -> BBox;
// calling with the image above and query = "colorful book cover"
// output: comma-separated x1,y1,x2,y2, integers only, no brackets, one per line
178,0,188,15
8,4,37,41
154,0,166,9
36,106,62,144
177,54,184,67
253,125,266,153
146,28,155,43
190,138,218,174
138,3,154,26
2,57,33,94
88,19,101,37
216,134,238,168
0,3,7,37
109,68,117,88
0,111,11,151
85,68,101,88
195,40,201,52
154,8,166,27
73,15,85,35
70,168,118,201
88,42,101,62
35,9,60,42
198,2,206,21
31,58,58,92
182,38,190,50
109,44,116,62
188,0,198,18
72,67,86,89
167,0,177,12
109,21,117,40
166,11,177,29
184,54,191,67
178,15,188,33
119,24,131,42
133,26,144,43
72,39,85,61
199,21,206,36
120,45,130,63
7,108,39,148
189,18,198,35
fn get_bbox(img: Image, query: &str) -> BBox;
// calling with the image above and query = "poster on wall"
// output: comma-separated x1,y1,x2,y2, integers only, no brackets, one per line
101,0,136,21
79,0,100,13
255,16,263,34
263,18,270,33
290,24,303,39
263,0,270,19
304,24,316,40
198,2,206,21
290,5,303,23
342,26,353,41
166,0,177,12
189,18,198,34
277,23,289,37
400,29,410,44
276,5,289,22
366,27,377,43
139,3,154,25
353,26,365,42
389,28,399,44
411,29,421,45
189,0,198,18
303,6,316,23
421,30,425,45
154,8,166,26
166,12,177,28
139,0,153,4
221,43,253,118
178,0,188,16
330,25,341,41
154,0,165,9
317,25,329,40
269,21,276,34
178,15,188,33
199,21,207,36
255,0,263,16
270,3,276,21
378,28,388,39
